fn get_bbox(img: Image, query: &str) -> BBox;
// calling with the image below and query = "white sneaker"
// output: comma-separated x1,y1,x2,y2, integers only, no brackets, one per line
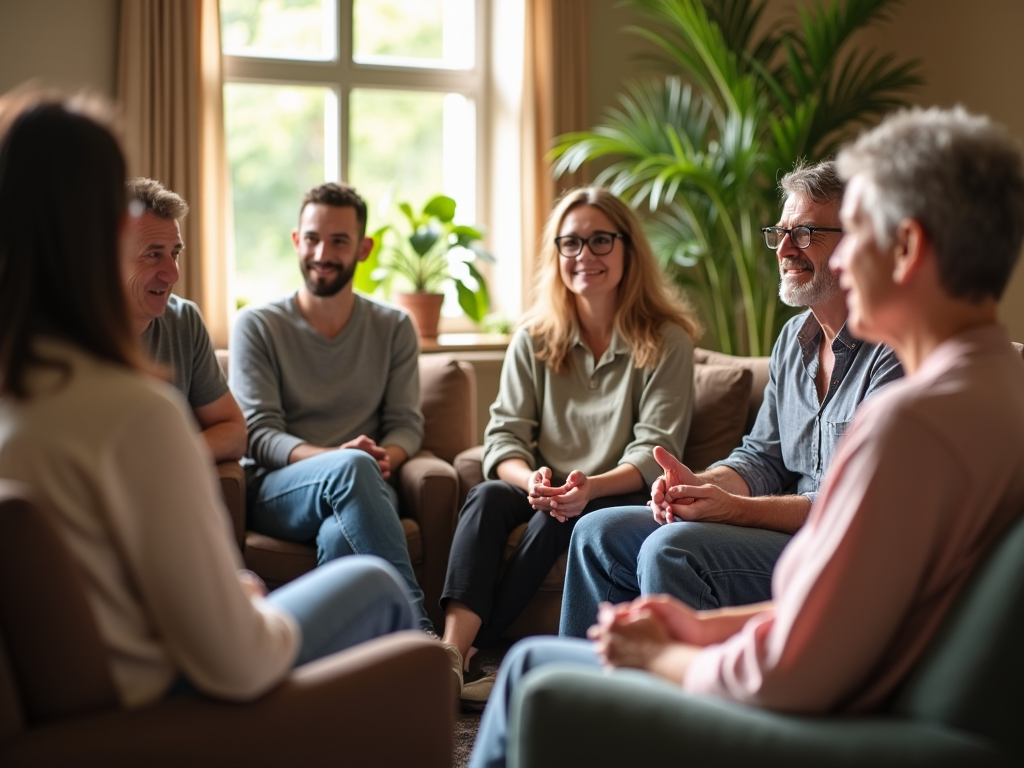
442,643,464,695
460,673,496,710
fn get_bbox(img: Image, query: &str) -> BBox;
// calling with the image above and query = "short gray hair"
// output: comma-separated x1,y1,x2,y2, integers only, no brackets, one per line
779,159,844,209
837,106,1024,301
126,177,188,221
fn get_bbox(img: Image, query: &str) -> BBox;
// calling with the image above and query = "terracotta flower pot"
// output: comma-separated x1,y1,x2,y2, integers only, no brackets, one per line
394,291,445,340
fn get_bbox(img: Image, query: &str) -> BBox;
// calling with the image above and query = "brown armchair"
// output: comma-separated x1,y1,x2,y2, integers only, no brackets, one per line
452,348,771,638
0,480,454,768
216,352,476,630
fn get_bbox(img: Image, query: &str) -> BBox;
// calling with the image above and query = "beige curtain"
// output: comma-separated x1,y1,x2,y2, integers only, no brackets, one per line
521,0,590,298
117,0,233,347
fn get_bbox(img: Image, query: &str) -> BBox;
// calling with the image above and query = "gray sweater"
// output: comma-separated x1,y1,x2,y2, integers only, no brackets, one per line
229,293,424,470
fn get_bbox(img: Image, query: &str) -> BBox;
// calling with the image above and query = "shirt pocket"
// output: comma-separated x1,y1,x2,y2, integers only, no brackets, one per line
822,421,851,473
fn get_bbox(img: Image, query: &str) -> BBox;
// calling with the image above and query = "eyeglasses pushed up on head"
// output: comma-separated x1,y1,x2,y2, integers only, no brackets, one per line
554,231,626,258
760,225,843,250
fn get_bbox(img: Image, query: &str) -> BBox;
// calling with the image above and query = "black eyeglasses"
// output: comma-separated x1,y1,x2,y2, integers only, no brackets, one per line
554,231,626,258
760,225,843,250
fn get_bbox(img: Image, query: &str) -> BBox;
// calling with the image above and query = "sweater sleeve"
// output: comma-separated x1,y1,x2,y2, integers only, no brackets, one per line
101,394,299,702
482,329,541,479
618,324,694,486
230,308,304,468
378,312,424,459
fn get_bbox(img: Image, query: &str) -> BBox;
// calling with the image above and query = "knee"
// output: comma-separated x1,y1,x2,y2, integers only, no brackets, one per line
323,555,407,603
638,524,699,574
505,636,567,679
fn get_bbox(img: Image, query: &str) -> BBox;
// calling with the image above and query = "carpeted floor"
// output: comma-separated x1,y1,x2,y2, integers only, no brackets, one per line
450,643,509,768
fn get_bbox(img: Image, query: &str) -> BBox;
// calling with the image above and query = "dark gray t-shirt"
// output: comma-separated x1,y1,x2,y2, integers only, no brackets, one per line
140,294,228,409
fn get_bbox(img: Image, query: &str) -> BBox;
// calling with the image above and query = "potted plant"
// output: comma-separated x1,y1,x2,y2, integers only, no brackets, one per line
354,194,493,340
552,0,921,356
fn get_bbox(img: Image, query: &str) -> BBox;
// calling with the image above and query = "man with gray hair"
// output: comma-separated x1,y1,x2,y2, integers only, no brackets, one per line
124,177,247,462
560,160,904,637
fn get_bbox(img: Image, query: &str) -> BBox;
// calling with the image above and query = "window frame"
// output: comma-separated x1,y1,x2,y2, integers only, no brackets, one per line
221,0,492,326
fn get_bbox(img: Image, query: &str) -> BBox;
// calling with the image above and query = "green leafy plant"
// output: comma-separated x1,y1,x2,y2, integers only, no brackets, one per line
354,194,494,323
552,0,921,355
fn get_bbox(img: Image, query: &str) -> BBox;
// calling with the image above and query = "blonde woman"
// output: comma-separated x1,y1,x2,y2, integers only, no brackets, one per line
440,187,700,703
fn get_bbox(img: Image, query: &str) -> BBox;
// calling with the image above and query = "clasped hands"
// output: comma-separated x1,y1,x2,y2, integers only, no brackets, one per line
341,435,391,480
587,595,704,682
649,445,733,526
528,467,593,523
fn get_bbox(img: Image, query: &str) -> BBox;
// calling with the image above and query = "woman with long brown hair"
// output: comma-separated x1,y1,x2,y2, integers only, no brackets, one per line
440,186,700,704
0,89,417,708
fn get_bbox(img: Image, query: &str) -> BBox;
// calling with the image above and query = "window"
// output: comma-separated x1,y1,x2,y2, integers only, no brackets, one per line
221,0,488,318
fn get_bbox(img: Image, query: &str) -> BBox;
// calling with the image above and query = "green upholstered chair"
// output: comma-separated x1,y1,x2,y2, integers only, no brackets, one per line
506,510,1024,768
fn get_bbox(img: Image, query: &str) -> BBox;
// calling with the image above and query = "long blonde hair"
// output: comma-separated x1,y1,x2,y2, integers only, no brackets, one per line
520,187,700,374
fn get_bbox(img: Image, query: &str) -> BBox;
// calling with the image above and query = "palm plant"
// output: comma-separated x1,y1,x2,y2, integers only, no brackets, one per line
552,0,921,355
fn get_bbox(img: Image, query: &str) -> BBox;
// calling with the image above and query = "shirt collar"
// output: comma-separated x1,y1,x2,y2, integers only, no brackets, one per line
796,311,860,354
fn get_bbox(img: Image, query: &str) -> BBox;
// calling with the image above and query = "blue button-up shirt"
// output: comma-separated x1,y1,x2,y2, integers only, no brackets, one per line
711,311,903,498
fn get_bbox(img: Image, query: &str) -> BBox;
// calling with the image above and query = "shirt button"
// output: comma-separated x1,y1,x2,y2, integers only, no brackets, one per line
589,378,598,390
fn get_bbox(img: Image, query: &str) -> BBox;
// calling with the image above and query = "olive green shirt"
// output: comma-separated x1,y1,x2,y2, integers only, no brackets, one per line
483,324,694,487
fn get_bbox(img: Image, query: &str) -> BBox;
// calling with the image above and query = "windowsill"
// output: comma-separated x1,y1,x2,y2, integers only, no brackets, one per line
420,333,510,353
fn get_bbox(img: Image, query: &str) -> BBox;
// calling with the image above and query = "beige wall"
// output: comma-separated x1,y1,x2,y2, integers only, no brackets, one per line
0,0,119,96
586,0,1024,341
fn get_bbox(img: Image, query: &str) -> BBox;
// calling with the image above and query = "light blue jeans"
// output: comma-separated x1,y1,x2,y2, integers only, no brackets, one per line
469,637,600,768
559,505,792,637
267,556,415,665
249,449,432,631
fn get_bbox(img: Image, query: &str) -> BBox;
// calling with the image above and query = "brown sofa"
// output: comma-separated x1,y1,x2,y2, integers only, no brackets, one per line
0,480,454,768
453,348,771,639
216,352,477,631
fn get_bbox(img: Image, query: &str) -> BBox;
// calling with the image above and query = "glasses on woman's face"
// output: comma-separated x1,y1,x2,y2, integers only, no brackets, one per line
760,225,843,250
554,231,626,258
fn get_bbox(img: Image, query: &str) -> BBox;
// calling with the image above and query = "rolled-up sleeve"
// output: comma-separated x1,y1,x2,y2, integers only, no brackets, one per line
482,329,541,479
710,350,799,495
619,324,694,486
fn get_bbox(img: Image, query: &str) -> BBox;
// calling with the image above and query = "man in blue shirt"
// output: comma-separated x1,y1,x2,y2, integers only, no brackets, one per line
560,160,904,637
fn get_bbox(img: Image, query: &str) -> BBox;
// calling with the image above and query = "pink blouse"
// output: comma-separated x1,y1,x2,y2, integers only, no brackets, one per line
684,325,1024,713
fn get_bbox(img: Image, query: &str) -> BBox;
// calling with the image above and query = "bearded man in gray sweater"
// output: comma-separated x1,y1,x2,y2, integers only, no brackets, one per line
229,183,433,632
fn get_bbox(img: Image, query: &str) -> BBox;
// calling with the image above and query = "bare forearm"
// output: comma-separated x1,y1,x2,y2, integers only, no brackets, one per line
496,458,534,490
720,493,811,533
694,601,774,644
696,465,752,496
201,423,248,463
586,463,644,499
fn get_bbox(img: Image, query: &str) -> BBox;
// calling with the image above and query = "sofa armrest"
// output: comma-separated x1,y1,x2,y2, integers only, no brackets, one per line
398,450,459,629
1,633,454,768
453,445,485,509
509,666,1005,768
217,461,246,551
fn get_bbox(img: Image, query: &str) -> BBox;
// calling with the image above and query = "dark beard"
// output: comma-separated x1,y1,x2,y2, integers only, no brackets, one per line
301,260,356,297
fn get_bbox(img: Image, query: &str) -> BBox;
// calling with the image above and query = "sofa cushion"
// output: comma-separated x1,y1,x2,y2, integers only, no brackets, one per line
684,363,753,471
418,355,476,464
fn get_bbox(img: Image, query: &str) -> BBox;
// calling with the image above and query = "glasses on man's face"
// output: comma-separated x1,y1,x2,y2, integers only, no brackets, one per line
554,231,626,258
760,225,843,250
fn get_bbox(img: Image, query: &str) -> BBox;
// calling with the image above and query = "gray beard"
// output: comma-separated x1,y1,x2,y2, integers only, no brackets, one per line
778,259,841,308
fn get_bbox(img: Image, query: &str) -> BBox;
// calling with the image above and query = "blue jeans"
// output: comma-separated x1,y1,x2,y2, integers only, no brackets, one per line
167,556,415,698
559,506,792,637
249,449,432,631
267,556,415,665
469,637,600,768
